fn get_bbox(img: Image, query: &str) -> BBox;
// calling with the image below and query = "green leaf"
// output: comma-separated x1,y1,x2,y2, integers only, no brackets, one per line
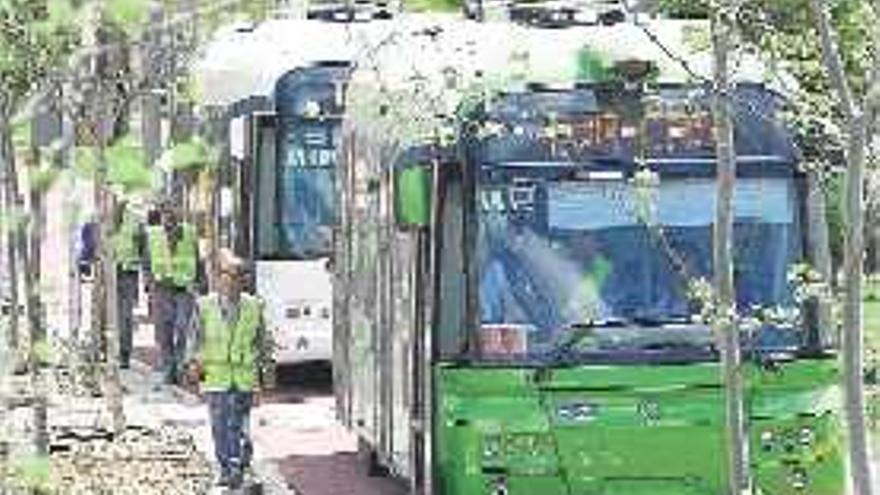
0,45,12,73
165,136,216,171
403,0,460,12
176,73,202,105
105,0,150,37
9,454,50,489
32,0,76,42
106,135,152,192
32,338,52,364
30,165,60,194
47,0,77,30
0,206,30,235
576,46,612,83
681,24,712,54
12,121,31,149
74,146,98,179
243,0,271,21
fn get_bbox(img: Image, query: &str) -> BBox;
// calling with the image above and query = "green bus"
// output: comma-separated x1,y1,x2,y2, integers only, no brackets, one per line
333,16,844,495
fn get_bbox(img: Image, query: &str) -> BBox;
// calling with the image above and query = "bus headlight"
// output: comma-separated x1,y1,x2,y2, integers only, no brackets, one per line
790,467,808,490
483,435,502,460
760,430,775,452
490,476,509,495
798,427,814,447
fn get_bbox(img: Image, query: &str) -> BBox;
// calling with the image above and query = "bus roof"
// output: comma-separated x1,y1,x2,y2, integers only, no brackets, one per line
194,15,775,108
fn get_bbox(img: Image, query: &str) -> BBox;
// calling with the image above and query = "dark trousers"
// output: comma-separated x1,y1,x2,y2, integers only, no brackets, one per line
208,390,254,482
152,285,193,383
117,269,139,367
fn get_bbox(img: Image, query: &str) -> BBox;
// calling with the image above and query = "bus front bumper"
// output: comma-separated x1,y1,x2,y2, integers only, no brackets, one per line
273,327,332,364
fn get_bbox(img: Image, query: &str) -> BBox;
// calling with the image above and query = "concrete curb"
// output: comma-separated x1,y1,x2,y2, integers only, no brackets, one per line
129,359,296,495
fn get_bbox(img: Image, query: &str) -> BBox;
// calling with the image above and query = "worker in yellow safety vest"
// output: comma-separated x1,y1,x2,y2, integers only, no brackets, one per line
111,201,144,369
185,249,267,489
146,201,200,385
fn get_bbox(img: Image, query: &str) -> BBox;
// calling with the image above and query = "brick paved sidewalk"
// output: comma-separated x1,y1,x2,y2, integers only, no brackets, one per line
133,322,405,495
129,324,294,494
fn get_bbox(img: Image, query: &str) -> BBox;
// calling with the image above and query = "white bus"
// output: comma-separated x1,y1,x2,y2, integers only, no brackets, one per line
193,14,406,365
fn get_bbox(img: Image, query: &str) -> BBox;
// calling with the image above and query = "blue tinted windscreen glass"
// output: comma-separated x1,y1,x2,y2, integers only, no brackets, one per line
277,118,338,258
478,175,798,348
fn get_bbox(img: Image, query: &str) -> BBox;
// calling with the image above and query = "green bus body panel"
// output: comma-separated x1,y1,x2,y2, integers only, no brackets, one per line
434,359,844,495
396,166,431,227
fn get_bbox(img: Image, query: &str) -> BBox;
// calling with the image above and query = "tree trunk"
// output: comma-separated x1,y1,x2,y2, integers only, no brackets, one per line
809,0,876,493
26,135,47,455
95,30,126,436
711,3,749,494
89,125,125,432
0,114,18,354
97,172,124,434
0,110,15,468
841,113,874,495
806,170,835,346
140,3,164,168
0,114,22,367
90,203,105,392
79,2,126,432
873,217,880,279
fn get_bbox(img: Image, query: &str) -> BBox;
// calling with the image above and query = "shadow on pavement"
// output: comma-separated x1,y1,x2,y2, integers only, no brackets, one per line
263,362,333,405
276,362,332,389
277,452,407,495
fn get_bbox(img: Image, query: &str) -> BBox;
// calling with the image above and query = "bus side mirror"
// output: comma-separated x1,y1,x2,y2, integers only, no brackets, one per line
395,165,431,228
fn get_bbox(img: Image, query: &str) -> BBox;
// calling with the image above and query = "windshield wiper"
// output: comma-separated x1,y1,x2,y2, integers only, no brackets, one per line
629,314,692,327
637,340,716,352
546,319,626,362
542,317,717,365
630,319,716,353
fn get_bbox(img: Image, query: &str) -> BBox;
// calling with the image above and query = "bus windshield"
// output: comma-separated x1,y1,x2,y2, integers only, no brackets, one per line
476,170,801,362
276,117,338,259
255,65,347,261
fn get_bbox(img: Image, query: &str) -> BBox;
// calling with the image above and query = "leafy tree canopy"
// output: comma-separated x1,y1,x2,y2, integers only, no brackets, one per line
0,0,80,116
654,0,873,168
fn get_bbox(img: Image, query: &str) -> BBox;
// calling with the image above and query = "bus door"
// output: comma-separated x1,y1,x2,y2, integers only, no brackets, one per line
249,112,278,289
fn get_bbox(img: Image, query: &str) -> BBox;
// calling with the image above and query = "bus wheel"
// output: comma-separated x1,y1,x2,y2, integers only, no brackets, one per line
357,437,387,477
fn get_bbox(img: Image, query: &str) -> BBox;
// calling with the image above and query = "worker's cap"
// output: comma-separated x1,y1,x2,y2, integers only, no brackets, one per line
218,248,249,275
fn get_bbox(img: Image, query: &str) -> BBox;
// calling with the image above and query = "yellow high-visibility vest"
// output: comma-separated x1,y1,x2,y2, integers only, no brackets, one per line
112,211,139,271
198,293,262,391
147,223,197,288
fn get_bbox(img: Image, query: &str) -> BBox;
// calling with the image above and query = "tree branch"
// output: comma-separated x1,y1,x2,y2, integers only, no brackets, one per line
810,0,859,121
865,0,880,160
867,0,880,125
10,0,251,128
869,1,880,84
810,0,858,120
620,0,786,131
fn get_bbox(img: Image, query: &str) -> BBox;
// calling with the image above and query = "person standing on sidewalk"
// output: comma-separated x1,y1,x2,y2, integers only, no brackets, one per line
76,219,98,280
146,201,199,384
186,249,267,489
111,201,144,369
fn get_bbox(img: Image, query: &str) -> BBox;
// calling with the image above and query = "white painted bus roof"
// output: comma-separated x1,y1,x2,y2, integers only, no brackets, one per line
194,15,774,107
